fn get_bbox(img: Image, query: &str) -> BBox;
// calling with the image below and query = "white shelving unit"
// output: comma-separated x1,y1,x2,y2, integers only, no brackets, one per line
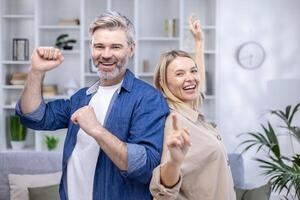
0,0,217,151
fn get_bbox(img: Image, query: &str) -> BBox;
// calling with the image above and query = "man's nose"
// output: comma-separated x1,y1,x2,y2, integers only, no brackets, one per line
102,47,112,58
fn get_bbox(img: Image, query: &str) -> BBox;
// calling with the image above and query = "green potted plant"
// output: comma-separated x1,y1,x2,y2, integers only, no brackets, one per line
55,34,77,50
44,135,59,151
239,103,300,199
10,115,27,150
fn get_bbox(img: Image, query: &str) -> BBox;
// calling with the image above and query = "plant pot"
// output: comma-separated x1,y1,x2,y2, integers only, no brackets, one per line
10,116,27,149
11,141,25,150
62,45,73,50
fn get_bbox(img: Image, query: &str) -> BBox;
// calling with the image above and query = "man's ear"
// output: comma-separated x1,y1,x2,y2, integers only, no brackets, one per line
129,44,135,58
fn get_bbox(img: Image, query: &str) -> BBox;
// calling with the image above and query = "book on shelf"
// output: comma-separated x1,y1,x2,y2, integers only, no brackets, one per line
58,18,80,26
10,72,27,85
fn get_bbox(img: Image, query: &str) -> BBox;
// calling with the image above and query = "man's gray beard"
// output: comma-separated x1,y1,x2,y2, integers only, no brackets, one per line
93,56,130,80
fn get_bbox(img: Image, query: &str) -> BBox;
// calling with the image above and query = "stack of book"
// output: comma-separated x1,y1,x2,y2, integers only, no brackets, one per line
10,72,27,85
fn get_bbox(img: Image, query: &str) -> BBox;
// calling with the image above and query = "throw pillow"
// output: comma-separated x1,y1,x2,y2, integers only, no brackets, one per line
235,183,271,200
28,184,60,200
8,171,61,200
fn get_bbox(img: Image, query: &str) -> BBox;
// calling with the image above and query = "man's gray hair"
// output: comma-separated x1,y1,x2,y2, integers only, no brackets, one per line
89,11,135,45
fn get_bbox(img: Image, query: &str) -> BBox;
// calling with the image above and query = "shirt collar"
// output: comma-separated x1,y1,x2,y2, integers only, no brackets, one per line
169,103,203,123
86,69,134,96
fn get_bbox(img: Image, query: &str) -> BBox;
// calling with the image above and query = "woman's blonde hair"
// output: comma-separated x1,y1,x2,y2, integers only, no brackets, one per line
154,50,202,110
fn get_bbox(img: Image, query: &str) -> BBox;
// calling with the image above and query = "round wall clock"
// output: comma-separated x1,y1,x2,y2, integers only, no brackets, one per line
237,41,265,69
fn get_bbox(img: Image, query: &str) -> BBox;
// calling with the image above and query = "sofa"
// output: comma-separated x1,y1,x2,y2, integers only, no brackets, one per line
0,152,244,200
0,151,62,200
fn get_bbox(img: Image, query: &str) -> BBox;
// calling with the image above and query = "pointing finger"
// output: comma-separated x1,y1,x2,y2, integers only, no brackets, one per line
171,113,178,131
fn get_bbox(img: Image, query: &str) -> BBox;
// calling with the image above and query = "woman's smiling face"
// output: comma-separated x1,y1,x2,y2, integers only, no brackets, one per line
166,56,200,106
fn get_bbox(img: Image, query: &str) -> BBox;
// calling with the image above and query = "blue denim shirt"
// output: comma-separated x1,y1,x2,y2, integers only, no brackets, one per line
16,70,169,200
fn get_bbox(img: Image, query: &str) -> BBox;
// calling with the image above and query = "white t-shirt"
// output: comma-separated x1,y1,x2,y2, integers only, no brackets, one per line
67,82,122,200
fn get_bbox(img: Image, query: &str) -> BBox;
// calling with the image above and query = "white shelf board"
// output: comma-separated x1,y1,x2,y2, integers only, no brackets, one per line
2,85,24,89
139,37,180,41
1,14,35,19
2,60,30,65
186,50,216,55
38,25,80,30
183,25,216,30
138,72,154,77
61,50,80,55
3,105,15,110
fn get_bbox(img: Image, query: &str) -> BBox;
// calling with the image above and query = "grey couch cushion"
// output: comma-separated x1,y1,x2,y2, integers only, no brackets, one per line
0,151,62,200
228,153,244,188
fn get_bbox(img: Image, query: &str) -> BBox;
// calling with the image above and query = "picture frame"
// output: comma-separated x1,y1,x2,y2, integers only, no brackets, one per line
13,38,29,61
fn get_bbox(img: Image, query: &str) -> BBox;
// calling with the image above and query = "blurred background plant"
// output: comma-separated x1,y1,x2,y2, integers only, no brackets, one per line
55,34,76,50
44,135,59,151
239,103,300,199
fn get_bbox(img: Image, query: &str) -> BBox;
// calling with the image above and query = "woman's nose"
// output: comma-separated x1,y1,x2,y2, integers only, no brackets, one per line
185,72,194,81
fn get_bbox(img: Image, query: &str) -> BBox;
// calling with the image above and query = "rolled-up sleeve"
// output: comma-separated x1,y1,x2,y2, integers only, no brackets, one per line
150,163,182,200
15,97,71,131
126,143,147,174
15,100,46,122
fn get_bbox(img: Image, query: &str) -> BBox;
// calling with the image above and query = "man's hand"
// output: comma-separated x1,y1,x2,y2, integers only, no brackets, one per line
71,106,104,138
167,114,191,166
71,105,129,170
30,47,64,73
189,15,204,42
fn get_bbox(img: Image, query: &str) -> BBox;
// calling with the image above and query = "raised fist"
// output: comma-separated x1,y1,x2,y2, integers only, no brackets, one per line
30,47,64,73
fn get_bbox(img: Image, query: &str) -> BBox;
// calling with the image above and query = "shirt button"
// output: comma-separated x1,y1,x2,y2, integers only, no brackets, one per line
217,135,222,140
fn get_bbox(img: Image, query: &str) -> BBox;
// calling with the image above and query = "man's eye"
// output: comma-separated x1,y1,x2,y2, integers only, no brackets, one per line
191,69,198,73
94,46,104,49
112,46,121,49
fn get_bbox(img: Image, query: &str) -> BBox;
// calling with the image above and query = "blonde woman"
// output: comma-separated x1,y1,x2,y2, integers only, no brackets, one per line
150,16,236,200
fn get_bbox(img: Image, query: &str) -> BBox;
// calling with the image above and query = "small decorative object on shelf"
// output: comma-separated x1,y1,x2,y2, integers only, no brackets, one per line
58,18,80,26
164,18,179,37
55,34,77,50
89,58,98,73
13,38,29,61
44,135,59,151
43,85,58,97
143,59,149,72
9,72,27,85
10,115,27,150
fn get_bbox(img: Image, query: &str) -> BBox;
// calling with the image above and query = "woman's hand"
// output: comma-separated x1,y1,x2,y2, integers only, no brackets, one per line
189,15,204,42
167,113,191,166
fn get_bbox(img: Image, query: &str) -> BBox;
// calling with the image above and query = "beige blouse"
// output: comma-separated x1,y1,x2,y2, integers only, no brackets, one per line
150,103,236,200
